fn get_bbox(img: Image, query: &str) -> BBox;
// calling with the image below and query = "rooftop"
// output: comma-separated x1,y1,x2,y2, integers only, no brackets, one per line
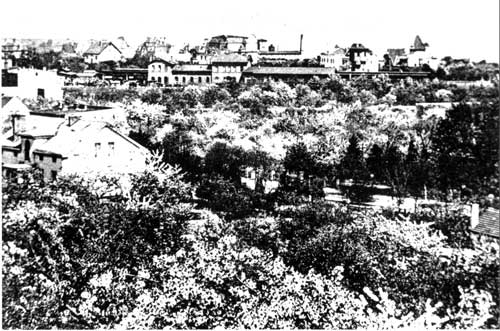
471,207,499,238
211,53,248,64
244,66,336,76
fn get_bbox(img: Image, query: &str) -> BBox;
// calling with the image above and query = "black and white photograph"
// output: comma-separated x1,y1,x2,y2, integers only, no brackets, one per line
1,0,499,329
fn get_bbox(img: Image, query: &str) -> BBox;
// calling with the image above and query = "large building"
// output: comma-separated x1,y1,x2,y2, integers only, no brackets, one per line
346,43,379,72
242,66,336,82
2,68,64,100
211,53,249,83
207,35,248,53
2,108,149,182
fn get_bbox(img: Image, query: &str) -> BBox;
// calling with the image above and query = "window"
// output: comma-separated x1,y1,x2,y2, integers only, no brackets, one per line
206,77,210,83
198,77,202,83
14,151,18,157
182,77,186,84
39,155,44,161
95,142,101,157
52,156,57,163
189,77,194,83
157,77,161,83
51,170,57,181
108,142,115,156
164,76,168,85
37,88,45,98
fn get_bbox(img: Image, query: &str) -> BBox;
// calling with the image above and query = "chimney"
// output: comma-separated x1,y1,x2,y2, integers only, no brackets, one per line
470,203,480,229
300,34,303,53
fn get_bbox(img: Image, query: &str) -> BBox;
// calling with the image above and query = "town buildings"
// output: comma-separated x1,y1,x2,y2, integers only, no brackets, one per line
407,35,440,70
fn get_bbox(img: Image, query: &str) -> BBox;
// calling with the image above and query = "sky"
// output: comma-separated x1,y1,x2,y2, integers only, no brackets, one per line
1,0,499,62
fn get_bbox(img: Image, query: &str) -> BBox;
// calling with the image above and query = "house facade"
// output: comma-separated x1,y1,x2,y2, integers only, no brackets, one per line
320,46,348,70
407,35,440,70
83,41,123,64
1,68,64,100
211,54,249,83
346,43,379,72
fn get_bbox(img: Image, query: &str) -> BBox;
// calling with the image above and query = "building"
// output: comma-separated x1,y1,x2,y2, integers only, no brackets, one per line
31,119,149,181
147,59,175,85
407,35,440,70
99,67,148,86
2,96,31,135
135,37,173,62
83,41,123,64
258,34,305,61
346,43,379,72
320,46,348,70
470,205,499,240
1,68,64,100
242,66,336,82
172,64,212,85
2,110,148,182
211,53,249,83
207,35,248,53
384,48,408,69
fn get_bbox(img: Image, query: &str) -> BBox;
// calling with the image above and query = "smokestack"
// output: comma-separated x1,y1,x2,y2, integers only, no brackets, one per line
300,34,303,53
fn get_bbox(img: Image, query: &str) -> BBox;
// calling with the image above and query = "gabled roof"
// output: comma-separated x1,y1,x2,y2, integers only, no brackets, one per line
347,43,372,54
211,53,248,64
148,58,176,66
471,207,499,238
33,120,148,157
84,42,121,56
411,35,428,51
17,114,65,138
387,48,408,65
2,96,13,107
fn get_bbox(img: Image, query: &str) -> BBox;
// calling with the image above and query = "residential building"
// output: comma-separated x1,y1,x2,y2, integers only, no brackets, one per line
83,41,123,64
211,53,249,82
258,35,305,61
172,64,212,85
147,59,175,86
2,110,148,182
346,43,379,72
1,96,31,135
407,35,440,70
384,48,408,69
320,46,348,70
1,68,64,100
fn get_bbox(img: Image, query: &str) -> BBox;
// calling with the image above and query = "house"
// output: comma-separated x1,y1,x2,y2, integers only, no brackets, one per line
31,119,149,182
1,68,64,100
320,46,348,70
172,64,212,85
211,53,249,83
470,205,499,240
83,41,123,64
147,59,175,85
384,48,408,69
2,96,31,135
407,35,440,70
135,37,173,62
207,35,248,53
242,66,336,82
2,111,149,182
346,43,379,72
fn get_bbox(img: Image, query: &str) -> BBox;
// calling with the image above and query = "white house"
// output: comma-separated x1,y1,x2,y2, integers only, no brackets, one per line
1,96,31,135
83,41,123,64
211,53,249,83
407,35,440,70
1,68,64,100
147,59,175,86
320,46,348,70
32,119,150,182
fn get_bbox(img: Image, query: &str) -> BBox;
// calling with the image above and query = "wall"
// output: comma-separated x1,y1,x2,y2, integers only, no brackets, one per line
148,62,173,85
2,68,64,100
2,148,20,164
60,127,148,176
33,153,62,182
172,74,211,85
212,64,243,82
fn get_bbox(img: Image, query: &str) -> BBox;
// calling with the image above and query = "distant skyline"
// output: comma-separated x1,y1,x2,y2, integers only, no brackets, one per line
1,0,499,62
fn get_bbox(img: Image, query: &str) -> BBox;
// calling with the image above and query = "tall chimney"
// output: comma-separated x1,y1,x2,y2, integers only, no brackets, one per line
300,34,303,53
